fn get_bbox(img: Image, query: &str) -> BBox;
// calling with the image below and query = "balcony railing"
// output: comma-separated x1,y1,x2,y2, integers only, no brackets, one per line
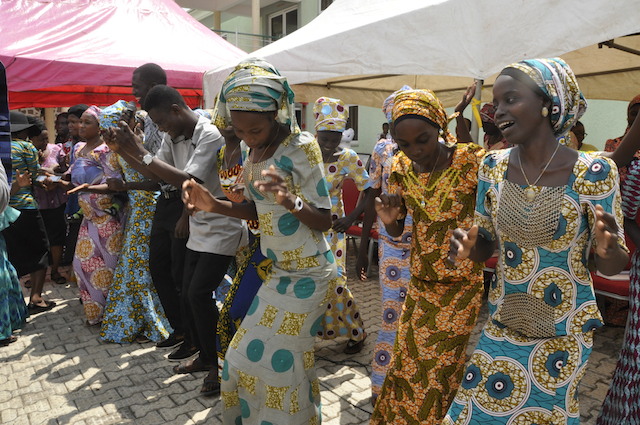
212,29,279,53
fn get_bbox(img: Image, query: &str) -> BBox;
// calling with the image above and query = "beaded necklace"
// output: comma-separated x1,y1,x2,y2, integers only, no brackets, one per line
399,159,461,221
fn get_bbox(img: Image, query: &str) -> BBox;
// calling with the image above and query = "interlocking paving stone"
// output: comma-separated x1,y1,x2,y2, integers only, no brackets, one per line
1,258,625,424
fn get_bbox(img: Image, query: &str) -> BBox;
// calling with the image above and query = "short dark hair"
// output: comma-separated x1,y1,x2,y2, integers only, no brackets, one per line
68,104,89,118
145,85,188,112
26,115,46,137
56,112,69,120
134,63,167,86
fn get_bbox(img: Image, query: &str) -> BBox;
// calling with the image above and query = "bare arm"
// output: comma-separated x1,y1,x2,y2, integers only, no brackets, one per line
602,115,640,168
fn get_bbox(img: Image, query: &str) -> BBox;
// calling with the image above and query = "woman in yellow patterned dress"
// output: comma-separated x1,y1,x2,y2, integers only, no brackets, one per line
371,89,486,424
314,97,369,354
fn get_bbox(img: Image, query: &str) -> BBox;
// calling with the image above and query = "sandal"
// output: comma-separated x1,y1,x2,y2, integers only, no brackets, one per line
0,335,17,346
200,369,221,397
50,272,66,285
173,357,212,374
28,300,56,314
344,331,367,354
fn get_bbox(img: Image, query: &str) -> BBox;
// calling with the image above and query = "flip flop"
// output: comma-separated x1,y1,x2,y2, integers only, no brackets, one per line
28,300,56,314
344,331,367,354
200,369,221,397
0,335,17,346
50,272,66,285
173,358,212,374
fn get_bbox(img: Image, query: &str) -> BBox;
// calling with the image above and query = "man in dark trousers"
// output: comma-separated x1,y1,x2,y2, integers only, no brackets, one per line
132,64,190,356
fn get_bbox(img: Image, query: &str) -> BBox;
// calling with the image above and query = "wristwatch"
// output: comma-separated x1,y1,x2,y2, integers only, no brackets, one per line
289,196,304,213
141,153,153,166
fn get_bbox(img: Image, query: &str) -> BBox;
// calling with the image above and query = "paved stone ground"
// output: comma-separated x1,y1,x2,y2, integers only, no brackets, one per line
0,254,625,424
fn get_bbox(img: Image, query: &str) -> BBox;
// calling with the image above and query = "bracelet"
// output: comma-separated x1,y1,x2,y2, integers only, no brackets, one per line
288,196,304,213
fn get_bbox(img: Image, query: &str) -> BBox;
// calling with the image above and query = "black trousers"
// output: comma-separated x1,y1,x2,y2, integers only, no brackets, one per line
149,196,188,336
182,249,232,365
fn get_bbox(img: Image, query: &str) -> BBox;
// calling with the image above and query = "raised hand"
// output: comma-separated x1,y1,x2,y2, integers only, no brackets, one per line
182,178,218,214
594,204,620,258
254,165,292,207
454,83,477,114
448,225,479,263
107,121,145,157
374,191,404,226
14,169,32,188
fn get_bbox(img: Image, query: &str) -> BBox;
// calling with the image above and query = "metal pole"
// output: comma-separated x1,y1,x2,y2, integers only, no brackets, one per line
470,79,484,144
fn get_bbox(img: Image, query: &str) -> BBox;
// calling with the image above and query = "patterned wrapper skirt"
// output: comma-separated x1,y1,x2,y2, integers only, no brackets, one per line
444,321,593,425
221,252,338,425
371,276,483,424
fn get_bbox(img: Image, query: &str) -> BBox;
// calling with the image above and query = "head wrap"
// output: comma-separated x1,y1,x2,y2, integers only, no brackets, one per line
313,97,348,132
391,89,457,145
214,58,299,133
628,94,640,113
479,103,496,124
68,104,89,119
382,85,412,123
501,57,586,139
194,108,212,120
84,105,103,123
99,100,133,130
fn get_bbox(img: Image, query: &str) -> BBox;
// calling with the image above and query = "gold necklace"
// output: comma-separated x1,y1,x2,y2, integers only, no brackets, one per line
223,143,241,171
517,143,561,202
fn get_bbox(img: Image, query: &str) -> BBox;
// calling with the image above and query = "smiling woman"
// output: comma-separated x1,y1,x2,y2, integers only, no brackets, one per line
182,58,337,425
445,58,630,425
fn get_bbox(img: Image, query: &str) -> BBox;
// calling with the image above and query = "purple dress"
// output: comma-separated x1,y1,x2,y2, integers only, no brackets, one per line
70,143,125,325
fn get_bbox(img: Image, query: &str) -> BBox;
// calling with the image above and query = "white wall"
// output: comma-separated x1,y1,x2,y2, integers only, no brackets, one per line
450,99,631,151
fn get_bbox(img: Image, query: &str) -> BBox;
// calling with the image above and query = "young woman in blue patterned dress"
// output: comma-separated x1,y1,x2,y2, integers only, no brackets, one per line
446,58,631,424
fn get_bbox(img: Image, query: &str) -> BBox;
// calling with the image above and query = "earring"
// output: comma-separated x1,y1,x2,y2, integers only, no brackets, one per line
541,107,549,117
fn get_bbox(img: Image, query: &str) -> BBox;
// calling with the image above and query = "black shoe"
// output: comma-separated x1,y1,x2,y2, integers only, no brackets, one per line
156,333,184,349
168,344,198,361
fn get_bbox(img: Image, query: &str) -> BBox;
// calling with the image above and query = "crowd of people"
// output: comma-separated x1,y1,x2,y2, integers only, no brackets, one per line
1,56,640,425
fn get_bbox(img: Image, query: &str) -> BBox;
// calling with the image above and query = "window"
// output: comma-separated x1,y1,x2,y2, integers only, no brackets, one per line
346,105,358,141
269,7,298,40
320,0,334,12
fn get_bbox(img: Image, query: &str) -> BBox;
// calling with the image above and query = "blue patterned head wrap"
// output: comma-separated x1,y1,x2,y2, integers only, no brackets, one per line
501,58,586,139
382,85,412,123
100,100,133,130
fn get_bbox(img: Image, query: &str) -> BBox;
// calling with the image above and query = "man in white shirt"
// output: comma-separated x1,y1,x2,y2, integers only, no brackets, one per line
108,85,243,397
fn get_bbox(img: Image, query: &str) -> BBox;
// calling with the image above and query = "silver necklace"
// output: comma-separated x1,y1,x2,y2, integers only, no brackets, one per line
517,143,561,202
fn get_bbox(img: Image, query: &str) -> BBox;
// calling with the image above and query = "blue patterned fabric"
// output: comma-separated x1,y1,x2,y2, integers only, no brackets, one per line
445,150,627,423
100,158,172,343
0,207,28,340
503,58,586,139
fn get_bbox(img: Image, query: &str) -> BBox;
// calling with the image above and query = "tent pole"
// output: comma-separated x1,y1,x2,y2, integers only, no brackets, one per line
470,79,483,144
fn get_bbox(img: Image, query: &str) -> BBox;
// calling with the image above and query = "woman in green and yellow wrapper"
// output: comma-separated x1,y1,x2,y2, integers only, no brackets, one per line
183,58,337,425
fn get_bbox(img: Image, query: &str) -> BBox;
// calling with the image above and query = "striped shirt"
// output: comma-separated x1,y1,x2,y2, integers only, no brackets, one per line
10,139,39,209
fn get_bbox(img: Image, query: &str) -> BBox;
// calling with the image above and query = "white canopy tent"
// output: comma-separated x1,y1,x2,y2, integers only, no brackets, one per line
203,0,640,109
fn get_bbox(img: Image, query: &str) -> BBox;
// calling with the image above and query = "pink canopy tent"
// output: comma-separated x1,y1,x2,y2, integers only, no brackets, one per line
0,0,245,109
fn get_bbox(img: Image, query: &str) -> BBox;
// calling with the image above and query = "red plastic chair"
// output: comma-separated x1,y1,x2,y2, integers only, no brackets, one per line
342,178,378,277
